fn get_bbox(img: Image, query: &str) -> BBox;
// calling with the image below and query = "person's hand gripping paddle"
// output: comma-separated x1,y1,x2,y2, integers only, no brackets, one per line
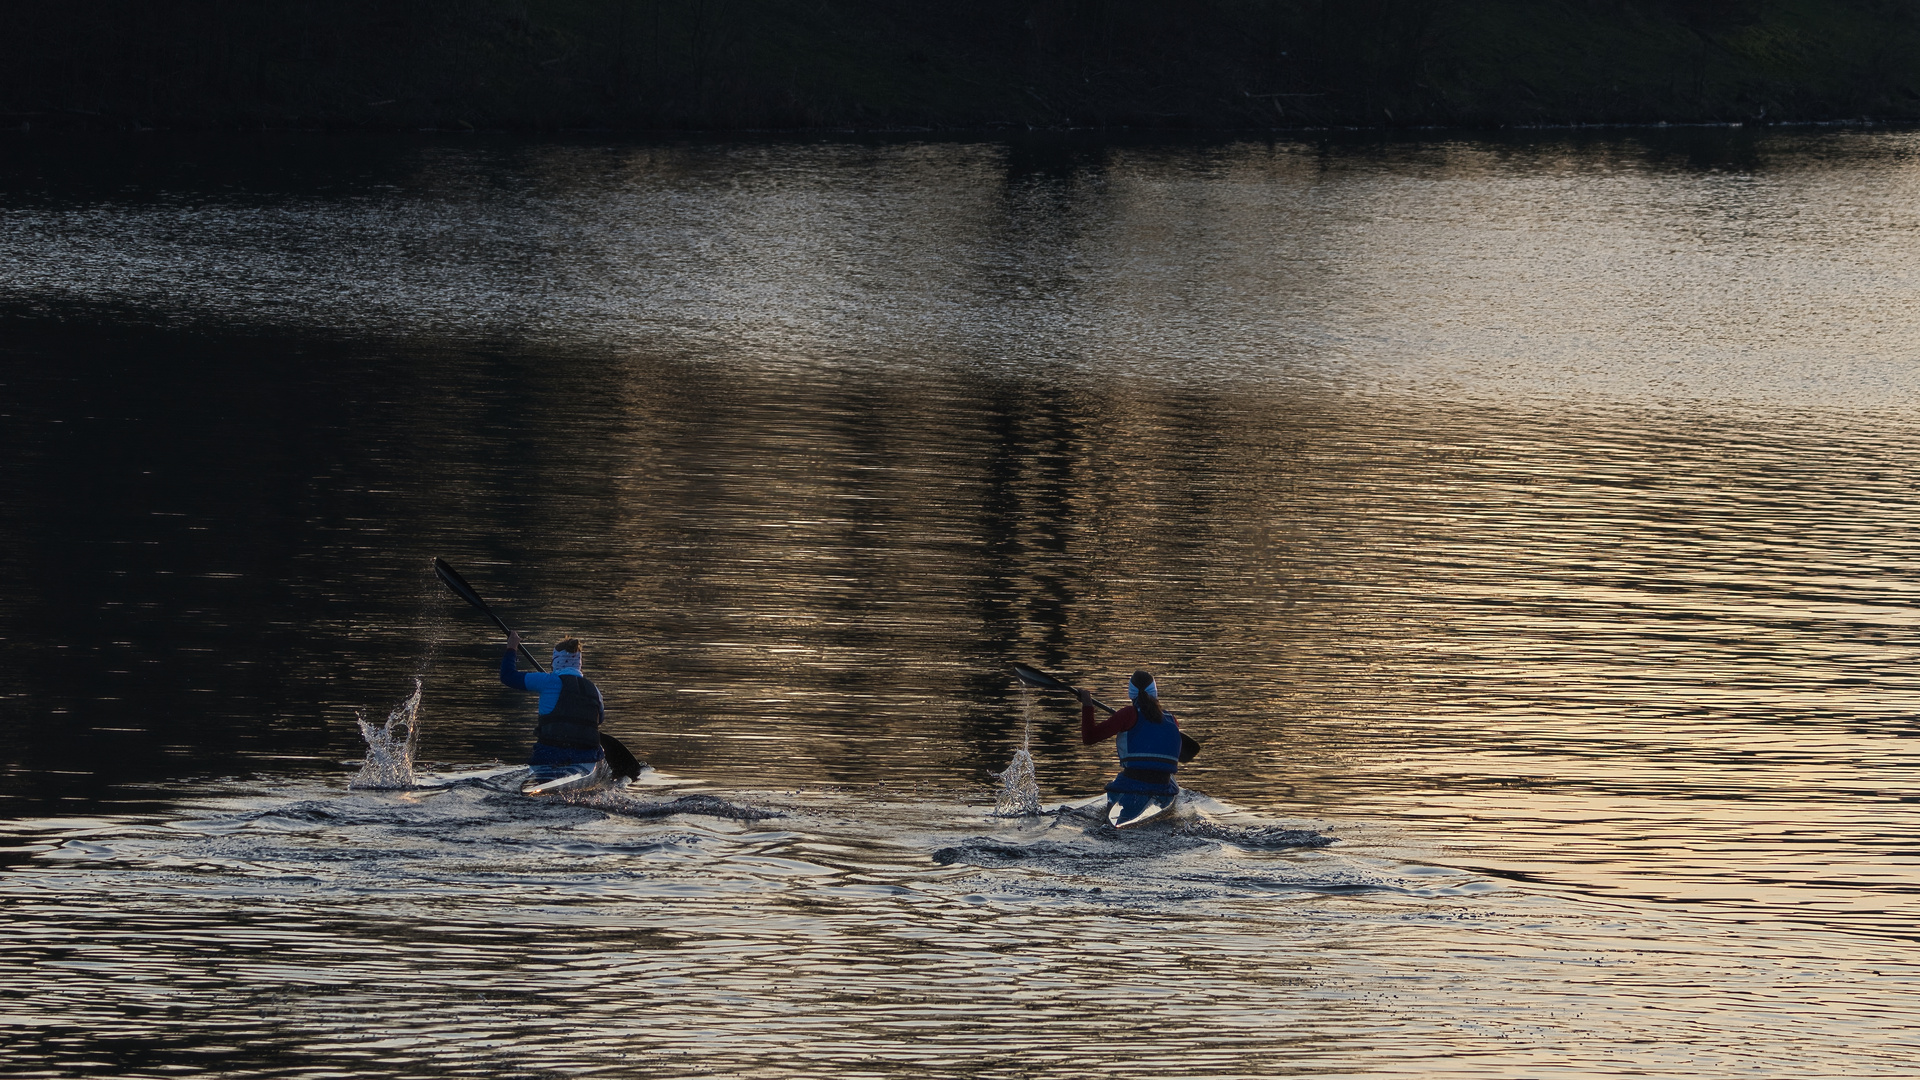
434,558,642,781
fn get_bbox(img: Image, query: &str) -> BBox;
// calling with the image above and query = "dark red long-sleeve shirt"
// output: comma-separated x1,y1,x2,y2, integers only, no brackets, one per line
1084,701,1147,744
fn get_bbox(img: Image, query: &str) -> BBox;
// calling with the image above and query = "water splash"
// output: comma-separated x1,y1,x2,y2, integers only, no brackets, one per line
990,686,1043,816
351,677,423,790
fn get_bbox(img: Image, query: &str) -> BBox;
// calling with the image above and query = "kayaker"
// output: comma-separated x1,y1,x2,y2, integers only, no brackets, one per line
501,629,606,785
1078,670,1182,804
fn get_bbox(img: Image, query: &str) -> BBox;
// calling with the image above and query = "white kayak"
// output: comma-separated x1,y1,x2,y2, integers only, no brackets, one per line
521,759,614,797
1107,789,1177,829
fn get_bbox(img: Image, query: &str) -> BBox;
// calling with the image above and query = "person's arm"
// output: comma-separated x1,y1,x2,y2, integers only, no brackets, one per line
500,630,529,690
1078,690,1136,744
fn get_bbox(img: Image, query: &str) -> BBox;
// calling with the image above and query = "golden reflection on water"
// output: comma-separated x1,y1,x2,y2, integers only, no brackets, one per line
378,359,1920,948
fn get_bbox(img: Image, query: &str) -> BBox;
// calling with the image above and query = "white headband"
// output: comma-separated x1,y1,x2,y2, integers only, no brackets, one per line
551,650,582,674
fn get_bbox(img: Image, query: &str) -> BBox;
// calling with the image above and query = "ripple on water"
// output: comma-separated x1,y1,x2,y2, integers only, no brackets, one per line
2,774,1916,1078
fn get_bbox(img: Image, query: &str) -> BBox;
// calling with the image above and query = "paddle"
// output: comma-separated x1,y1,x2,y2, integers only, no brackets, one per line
1012,663,1115,713
433,557,643,781
1012,663,1202,763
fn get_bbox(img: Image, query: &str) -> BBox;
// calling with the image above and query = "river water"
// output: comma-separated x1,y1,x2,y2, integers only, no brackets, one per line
2,129,1918,1077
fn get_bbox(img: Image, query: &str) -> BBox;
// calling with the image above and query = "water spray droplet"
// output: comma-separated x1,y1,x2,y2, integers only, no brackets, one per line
990,686,1042,816
351,676,423,789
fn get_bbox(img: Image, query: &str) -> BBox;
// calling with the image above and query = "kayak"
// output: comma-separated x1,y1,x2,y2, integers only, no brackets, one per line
1107,789,1177,829
521,759,615,797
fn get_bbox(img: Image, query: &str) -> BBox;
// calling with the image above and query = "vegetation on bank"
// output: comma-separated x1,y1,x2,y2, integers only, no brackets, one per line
6,1,1920,131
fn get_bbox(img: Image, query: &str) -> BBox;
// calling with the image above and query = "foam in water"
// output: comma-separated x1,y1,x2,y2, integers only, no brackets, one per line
990,686,1043,816
351,677,423,790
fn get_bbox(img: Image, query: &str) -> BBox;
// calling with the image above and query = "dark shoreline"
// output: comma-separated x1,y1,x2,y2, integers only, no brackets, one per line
8,1,1920,134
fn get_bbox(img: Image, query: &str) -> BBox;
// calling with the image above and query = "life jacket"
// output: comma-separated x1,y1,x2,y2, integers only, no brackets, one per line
534,673,604,750
1115,708,1181,773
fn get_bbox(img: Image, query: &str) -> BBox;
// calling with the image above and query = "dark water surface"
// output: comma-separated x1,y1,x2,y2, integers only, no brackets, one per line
2,131,1918,1077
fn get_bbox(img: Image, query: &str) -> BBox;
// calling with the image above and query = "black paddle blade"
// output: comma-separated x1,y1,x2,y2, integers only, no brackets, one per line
1179,731,1202,763
1012,664,1075,693
601,733,643,781
433,558,492,615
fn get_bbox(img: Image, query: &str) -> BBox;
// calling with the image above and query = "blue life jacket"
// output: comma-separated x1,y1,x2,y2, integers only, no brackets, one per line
1115,709,1181,772
534,674,604,750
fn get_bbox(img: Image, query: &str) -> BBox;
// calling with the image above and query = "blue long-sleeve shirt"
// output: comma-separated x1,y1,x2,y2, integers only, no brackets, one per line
500,648,571,713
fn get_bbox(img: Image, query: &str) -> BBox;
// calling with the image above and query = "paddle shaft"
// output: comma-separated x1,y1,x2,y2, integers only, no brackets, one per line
1077,691,1118,716
1075,689,1119,716
435,559,547,672
487,613,547,674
